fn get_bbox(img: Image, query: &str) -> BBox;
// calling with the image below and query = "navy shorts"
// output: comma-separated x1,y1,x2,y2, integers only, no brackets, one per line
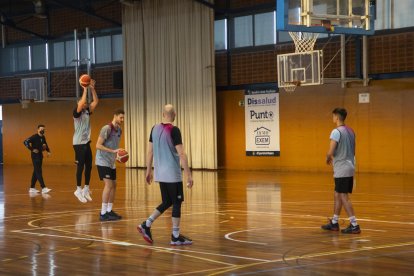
334,177,353,193
97,165,116,180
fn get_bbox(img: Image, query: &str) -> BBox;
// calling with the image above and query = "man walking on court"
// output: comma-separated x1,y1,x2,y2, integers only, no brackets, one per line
24,124,52,194
96,109,124,221
138,104,193,245
73,78,98,203
322,108,361,234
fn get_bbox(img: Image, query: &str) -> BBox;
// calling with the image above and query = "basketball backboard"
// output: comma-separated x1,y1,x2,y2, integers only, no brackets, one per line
277,50,323,89
276,0,376,35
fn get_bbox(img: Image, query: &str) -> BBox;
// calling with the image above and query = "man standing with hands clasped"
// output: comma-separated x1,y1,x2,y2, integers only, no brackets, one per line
322,108,361,234
138,104,193,245
24,124,52,194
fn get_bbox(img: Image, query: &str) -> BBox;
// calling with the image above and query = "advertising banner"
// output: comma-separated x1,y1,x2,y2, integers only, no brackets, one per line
245,89,280,156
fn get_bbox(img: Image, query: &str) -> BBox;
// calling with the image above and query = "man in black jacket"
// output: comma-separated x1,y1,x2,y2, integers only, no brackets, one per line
24,124,52,194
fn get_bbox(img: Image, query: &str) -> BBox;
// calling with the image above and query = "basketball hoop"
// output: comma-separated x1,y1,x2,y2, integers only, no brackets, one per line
21,99,30,109
281,81,301,93
289,31,319,53
20,99,34,109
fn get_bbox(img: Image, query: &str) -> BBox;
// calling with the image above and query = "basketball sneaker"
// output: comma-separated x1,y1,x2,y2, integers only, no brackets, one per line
74,189,87,203
341,224,361,234
321,219,339,231
29,188,40,193
107,210,122,220
82,187,92,201
100,212,109,221
170,234,192,246
137,222,153,244
41,187,52,194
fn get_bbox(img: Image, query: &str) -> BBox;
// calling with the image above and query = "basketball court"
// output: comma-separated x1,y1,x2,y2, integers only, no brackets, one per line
1,166,414,274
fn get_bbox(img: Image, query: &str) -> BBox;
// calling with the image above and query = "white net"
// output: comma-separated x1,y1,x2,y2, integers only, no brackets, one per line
21,100,30,109
281,81,301,93
289,32,319,53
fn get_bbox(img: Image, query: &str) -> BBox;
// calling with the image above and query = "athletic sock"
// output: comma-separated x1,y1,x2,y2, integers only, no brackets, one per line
101,203,108,215
332,214,339,224
146,216,155,227
77,186,82,192
84,185,89,191
349,216,358,226
107,203,113,212
172,227,180,238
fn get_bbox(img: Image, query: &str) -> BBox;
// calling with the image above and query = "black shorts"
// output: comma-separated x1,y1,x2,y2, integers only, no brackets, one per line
159,182,184,204
97,165,116,180
334,177,353,193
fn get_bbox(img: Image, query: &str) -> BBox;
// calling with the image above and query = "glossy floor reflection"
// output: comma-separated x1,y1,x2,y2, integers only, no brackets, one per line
0,165,414,275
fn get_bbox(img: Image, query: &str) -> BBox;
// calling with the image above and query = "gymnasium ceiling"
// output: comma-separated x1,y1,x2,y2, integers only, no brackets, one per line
0,0,215,40
0,0,121,39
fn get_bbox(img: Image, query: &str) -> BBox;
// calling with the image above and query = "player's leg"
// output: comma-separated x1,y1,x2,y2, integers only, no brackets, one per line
169,182,192,245
340,177,360,234
73,145,87,203
138,182,171,244
29,158,39,193
33,158,51,194
106,168,122,220
321,178,343,231
82,143,93,201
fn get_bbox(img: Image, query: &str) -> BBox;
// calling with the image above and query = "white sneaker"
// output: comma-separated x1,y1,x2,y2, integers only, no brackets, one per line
82,188,92,201
42,187,52,194
74,189,87,203
29,188,40,193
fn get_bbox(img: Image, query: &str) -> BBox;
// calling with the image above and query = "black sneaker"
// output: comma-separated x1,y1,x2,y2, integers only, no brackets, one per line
170,234,192,246
321,219,339,231
137,222,153,244
107,210,122,220
100,212,110,221
341,224,361,234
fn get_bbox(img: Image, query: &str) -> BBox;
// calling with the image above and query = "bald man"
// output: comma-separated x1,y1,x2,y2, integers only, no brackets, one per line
138,104,193,245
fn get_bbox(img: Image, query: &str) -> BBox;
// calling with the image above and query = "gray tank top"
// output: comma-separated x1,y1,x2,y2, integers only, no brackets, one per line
95,124,122,169
73,108,91,145
332,125,355,178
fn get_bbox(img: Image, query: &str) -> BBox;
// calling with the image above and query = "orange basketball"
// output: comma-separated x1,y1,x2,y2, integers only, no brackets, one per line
116,150,129,163
79,74,91,87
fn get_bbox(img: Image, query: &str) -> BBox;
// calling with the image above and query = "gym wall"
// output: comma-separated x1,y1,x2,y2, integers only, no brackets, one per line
2,98,125,165
217,78,414,173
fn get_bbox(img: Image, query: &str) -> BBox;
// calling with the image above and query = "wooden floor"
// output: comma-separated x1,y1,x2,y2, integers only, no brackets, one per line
1,165,414,275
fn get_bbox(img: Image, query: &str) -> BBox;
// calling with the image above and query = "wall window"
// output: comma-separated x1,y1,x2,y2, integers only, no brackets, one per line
95,36,112,64
380,0,414,29
52,42,65,68
65,40,75,67
234,15,253,47
112,34,123,61
214,19,227,50
31,44,46,70
0,29,122,75
0,48,15,74
232,12,277,48
255,12,276,46
17,46,29,71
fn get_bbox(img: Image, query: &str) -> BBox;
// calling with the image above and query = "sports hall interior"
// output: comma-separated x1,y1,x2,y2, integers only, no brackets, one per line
0,0,413,275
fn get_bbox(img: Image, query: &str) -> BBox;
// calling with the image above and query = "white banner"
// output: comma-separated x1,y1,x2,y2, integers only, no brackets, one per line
245,89,280,156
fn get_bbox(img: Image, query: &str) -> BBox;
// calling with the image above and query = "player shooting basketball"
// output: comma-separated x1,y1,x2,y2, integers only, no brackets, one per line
73,76,98,203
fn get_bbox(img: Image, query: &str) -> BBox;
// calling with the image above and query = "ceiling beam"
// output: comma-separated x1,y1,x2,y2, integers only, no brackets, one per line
0,13,51,40
48,0,121,27
193,0,215,10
